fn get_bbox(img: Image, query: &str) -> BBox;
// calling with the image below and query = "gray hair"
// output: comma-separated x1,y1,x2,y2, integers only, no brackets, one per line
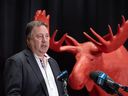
25,20,47,39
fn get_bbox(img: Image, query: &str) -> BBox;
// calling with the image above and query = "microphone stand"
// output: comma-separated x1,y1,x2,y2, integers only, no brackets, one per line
120,85,128,92
62,78,69,96
114,83,128,96
109,83,123,96
114,90,123,96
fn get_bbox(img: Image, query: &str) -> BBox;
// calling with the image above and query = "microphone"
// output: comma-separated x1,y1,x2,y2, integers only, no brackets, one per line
90,71,123,95
57,70,68,81
57,70,69,96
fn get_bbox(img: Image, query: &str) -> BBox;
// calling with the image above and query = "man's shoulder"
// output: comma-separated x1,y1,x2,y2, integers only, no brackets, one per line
8,49,28,60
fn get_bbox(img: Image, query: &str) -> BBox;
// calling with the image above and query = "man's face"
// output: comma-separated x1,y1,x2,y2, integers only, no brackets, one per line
28,25,50,56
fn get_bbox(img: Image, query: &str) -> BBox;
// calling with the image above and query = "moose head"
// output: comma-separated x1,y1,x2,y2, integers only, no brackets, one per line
34,10,128,96
50,16,128,96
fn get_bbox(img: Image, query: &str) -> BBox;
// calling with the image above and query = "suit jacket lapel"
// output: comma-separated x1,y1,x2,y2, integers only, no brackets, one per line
48,58,63,95
48,58,59,79
23,49,49,96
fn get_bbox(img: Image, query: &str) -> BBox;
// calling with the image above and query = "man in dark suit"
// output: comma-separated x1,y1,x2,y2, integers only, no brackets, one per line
4,21,64,96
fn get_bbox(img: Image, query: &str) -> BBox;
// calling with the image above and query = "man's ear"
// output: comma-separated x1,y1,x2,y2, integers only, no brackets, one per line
26,38,30,48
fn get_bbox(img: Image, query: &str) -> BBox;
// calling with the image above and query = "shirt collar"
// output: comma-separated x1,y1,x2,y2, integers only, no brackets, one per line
44,53,50,59
34,53,50,60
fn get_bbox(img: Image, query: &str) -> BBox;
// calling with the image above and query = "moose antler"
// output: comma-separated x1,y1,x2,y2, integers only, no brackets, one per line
83,16,128,53
50,30,79,53
50,30,67,52
34,10,50,31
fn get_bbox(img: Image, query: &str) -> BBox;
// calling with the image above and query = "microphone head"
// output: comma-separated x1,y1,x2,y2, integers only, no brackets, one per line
90,71,120,95
57,70,68,81
90,71,107,86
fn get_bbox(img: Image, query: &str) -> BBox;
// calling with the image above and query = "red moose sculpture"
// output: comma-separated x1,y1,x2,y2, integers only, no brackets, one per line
34,10,128,96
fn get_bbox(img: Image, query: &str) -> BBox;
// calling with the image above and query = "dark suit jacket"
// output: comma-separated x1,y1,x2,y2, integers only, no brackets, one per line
4,49,64,96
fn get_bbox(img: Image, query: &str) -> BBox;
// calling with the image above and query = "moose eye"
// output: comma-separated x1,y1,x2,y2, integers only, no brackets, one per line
90,49,101,56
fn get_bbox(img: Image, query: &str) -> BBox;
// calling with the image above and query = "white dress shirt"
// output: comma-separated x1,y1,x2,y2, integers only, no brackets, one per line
34,53,59,96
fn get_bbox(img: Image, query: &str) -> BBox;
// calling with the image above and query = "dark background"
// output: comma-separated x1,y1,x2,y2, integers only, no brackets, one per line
0,0,128,95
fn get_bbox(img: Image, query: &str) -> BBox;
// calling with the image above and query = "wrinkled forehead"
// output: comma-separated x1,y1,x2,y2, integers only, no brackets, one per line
32,25,49,35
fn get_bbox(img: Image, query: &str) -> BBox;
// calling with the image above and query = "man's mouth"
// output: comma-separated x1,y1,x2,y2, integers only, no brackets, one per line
41,45,47,47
